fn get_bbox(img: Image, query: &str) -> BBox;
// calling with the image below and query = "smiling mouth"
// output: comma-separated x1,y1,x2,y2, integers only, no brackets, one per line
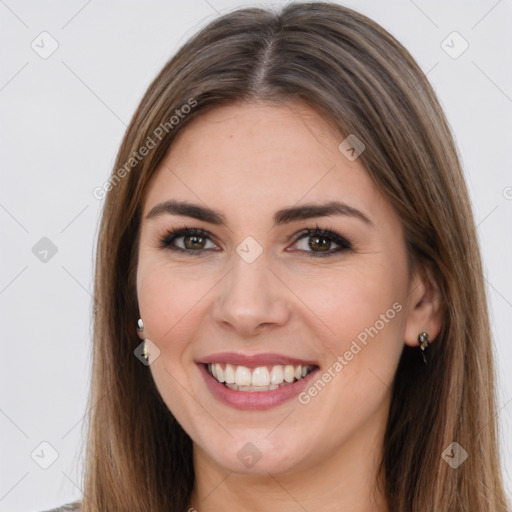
206,363,317,392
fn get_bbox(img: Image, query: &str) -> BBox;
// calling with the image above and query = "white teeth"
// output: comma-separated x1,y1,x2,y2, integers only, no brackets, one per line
251,367,270,386
207,362,315,391
239,385,269,392
224,363,236,384
283,365,295,383
234,365,252,386
270,365,284,385
214,363,225,383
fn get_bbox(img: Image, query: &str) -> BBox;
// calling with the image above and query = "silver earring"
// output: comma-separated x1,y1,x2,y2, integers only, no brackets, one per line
418,332,430,364
137,318,144,332
142,340,149,361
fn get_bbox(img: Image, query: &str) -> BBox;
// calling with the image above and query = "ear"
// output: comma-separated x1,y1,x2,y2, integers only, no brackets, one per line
404,263,444,348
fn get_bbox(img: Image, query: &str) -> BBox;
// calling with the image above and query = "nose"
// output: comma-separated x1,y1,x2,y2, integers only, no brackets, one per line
212,253,291,337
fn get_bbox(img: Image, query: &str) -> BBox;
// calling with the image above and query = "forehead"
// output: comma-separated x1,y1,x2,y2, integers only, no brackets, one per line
141,101,388,227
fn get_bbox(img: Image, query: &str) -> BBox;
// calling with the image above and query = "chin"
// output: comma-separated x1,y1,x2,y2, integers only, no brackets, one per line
194,430,318,476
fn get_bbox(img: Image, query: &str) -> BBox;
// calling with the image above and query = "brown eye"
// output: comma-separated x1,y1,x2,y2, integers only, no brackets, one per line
160,227,217,253
159,225,351,258
182,234,207,250
290,227,352,258
308,234,331,252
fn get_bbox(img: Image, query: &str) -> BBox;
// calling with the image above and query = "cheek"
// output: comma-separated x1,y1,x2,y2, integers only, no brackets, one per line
136,257,209,344
295,259,407,375
292,265,406,451
136,260,209,426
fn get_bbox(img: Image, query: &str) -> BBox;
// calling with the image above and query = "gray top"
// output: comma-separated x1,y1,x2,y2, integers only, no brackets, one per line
41,502,81,512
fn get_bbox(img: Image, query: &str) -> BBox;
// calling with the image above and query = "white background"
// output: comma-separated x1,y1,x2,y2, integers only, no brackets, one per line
1,0,511,510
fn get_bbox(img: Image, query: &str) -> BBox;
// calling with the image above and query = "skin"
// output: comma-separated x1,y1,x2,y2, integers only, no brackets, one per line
136,100,443,512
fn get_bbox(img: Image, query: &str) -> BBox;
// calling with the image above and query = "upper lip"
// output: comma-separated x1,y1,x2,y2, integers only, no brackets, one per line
196,352,318,368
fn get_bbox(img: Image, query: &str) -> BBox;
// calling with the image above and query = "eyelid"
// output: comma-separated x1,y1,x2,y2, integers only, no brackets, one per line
288,224,353,256
158,226,218,251
158,223,352,256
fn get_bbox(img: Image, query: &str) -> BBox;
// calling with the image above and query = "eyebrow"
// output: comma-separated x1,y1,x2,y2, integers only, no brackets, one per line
145,200,373,227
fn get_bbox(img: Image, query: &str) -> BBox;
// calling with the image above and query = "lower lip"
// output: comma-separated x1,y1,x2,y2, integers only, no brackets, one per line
198,363,320,410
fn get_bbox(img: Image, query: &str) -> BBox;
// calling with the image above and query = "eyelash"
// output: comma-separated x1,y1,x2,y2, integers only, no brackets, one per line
158,224,353,258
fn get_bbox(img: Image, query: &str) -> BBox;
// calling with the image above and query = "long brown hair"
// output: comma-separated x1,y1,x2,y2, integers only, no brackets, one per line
80,3,510,510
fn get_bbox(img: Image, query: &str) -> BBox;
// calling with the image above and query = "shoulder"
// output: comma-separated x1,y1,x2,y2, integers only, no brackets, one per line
40,501,81,512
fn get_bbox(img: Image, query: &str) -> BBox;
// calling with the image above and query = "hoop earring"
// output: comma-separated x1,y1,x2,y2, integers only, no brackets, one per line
418,332,430,364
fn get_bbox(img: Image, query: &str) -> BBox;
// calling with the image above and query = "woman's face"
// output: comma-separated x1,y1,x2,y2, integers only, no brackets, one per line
136,101,429,477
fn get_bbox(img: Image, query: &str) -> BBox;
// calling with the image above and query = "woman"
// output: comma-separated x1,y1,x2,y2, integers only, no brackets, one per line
44,2,510,511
